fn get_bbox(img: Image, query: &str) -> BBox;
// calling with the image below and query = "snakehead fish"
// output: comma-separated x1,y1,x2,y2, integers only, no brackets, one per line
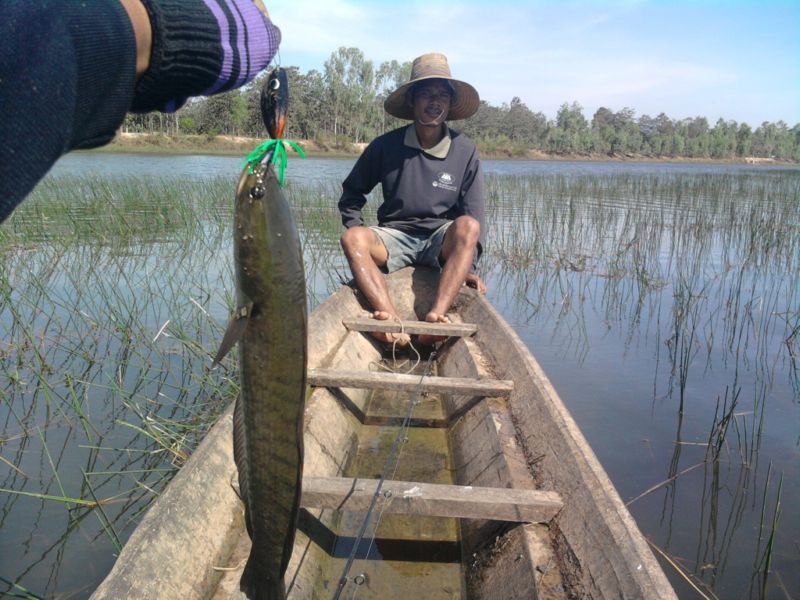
213,67,306,600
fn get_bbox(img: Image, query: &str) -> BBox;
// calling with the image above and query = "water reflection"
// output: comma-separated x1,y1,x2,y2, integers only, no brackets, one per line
484,170,798,598
1,160,798,598
53,151,798,183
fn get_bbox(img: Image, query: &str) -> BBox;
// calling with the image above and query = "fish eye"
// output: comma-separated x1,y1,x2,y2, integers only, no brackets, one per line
270,79,281,90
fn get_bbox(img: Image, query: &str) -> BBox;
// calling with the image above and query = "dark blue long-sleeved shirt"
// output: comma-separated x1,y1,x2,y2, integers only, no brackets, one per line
0,0,281,224
338,124,486,259
0,1,137,223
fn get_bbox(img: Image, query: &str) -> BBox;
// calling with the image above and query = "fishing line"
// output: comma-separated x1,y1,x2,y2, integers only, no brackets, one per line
271,48,282,68
390,319,421,372
332,350,437,600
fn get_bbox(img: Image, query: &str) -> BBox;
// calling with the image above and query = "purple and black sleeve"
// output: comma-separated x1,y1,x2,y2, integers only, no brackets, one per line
0,0,281,223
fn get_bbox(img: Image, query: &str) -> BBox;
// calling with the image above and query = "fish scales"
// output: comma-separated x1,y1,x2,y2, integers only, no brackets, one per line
233,162,306,600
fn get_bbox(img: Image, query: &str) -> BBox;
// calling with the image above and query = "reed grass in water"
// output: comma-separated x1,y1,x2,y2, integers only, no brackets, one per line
1,169,798,598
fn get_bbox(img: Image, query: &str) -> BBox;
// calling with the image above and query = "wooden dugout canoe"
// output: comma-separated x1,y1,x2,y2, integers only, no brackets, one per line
91,267,676,599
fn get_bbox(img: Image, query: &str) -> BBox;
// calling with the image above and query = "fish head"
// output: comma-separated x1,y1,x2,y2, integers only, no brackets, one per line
260,67,289,139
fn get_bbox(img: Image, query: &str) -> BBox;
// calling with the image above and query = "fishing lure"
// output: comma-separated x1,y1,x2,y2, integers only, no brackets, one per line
245,67,305,187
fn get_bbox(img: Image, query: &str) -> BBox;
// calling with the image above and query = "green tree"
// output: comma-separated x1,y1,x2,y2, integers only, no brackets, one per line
550,101,588,153
736,123,752,157
373,60,412,136
709,118,737,158
179,116,197,134
591,107,615,153
791,123,800,161
107,46,799,163
240,70,270,137
502,97,548,147
752,121,794,159
610,107,641,155
324,47,376,142
460,101,504,140
637,114,659,155
678,117,710,158
194,90,245,136
289,68,326,141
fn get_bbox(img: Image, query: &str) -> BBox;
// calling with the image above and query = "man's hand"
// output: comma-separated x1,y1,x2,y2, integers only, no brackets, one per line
465,272,487,294
120,0,272,80
252,0,269,17
119,0,152,78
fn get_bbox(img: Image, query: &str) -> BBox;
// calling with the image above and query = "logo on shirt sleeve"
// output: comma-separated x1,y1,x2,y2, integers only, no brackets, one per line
432,171,458,192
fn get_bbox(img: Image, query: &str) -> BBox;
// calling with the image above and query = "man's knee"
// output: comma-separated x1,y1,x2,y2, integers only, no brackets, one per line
451,215,480,245
340,226,371,253
341,226,388,266
440,216,480,262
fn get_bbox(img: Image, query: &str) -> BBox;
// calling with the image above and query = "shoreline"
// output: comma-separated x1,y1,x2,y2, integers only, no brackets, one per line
91,133,797,166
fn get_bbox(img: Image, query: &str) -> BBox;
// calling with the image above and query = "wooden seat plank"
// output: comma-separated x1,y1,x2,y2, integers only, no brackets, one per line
343,317,477,337
301,476,562,523
308,368,513,396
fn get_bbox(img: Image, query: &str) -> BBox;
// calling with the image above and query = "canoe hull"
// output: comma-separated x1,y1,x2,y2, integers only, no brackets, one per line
91,267,675,599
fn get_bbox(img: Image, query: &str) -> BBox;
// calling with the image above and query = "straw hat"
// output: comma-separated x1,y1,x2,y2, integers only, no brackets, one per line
384,53,480,121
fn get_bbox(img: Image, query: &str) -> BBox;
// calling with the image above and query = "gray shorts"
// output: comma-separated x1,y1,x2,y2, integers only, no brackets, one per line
370,223,452,273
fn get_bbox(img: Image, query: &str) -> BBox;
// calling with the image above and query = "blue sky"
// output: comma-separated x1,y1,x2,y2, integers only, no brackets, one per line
267,0,799,127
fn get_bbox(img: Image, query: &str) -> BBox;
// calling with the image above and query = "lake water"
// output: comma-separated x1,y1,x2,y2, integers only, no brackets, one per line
1,153,798,599
55,151,788,181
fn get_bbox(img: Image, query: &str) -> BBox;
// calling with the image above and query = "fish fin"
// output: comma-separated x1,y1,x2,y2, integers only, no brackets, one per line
232,394,252,537
240,552,286,600
211,303,253,368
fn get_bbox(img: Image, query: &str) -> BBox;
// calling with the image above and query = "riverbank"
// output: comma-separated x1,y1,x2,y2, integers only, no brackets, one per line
98,133,358,158
97,132,795,165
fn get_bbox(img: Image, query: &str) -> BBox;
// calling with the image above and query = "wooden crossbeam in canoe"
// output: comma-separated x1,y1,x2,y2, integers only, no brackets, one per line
301,476,562,523
308,368,513,397
343,317,477,338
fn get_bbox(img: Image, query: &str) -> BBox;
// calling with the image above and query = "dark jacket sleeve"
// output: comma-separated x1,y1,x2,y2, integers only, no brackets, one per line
0,0,281,224
458,148,486,267
338,140,382,228
0,1,137,223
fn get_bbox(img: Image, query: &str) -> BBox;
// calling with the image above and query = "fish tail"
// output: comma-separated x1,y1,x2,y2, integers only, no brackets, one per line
240,553,286,600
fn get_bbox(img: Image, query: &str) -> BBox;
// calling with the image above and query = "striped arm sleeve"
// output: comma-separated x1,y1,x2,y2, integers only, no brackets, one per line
132,0,281,113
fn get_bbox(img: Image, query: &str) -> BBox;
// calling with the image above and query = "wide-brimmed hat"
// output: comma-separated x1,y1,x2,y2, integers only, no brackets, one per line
384,53,480,121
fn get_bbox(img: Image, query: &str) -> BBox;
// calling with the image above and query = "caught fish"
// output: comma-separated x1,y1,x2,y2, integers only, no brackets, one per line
214,66,306,600
261,67,289,139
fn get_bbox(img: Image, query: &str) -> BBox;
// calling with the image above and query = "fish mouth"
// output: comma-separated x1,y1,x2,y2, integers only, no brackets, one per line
270,112,288,139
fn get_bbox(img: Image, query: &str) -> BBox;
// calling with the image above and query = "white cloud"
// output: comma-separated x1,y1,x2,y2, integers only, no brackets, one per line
266,0,798,125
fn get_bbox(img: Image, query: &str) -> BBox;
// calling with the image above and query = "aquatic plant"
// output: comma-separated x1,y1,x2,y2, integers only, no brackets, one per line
1,168,798,598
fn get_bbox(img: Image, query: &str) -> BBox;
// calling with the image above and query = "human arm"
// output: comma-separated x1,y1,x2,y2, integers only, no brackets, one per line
456,147,486,272
460,156,487,292
338,141,381,228
119,0,153,78
0,0,280,224
120,0,273,86
465,272,487,294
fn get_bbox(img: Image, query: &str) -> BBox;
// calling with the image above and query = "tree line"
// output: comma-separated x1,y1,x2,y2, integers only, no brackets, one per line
122,47,800,162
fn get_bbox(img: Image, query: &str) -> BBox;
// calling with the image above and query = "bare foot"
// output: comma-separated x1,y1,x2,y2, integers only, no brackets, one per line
417,312,451,346
369,310,411,347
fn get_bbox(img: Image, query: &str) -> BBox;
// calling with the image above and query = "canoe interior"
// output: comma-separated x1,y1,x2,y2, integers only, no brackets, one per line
91,267,675,599
251,267,673,598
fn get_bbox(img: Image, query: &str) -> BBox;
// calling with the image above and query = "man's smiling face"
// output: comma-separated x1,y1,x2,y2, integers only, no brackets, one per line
411,80,452,126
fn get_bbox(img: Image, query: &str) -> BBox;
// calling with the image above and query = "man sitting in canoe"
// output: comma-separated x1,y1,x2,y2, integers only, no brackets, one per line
339,52,486,347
